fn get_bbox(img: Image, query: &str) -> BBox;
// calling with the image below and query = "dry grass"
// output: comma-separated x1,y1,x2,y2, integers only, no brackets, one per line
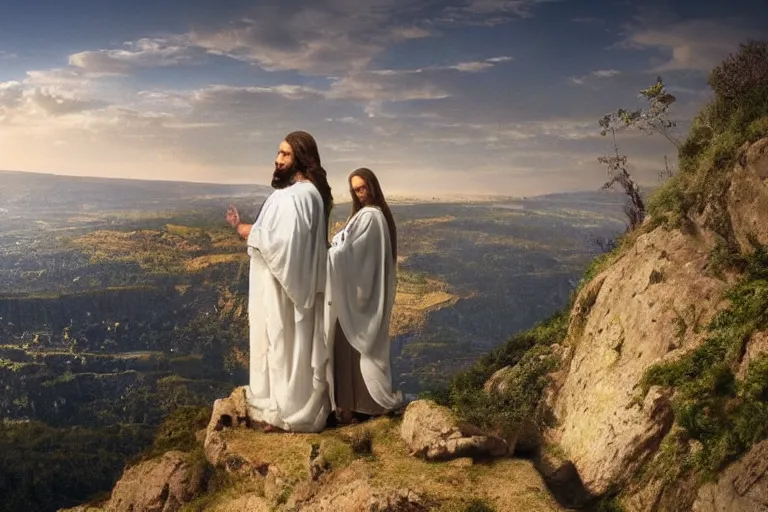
185,254,246,272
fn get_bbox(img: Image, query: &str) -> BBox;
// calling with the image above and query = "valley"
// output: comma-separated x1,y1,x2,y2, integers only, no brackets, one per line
0,169,626,511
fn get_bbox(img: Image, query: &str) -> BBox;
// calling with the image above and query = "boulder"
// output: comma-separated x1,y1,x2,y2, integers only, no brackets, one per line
400,399,508,461
103,451,205,512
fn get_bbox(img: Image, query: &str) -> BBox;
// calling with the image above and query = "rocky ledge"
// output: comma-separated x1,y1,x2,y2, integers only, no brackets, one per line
63,388,563,511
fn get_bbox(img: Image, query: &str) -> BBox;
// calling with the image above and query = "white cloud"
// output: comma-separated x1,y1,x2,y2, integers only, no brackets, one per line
326,116,363,124
105,1,525,76
593,69,621,78
24,88,107,116
570,69,621,85
0,81,24,123
486,56,514,63
0,51,18,60
69,37,198,74
0,81,23,107
449,61,495,72
184,1,437,75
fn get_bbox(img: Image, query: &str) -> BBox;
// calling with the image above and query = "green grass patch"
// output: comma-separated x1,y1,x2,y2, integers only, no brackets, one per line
640,241,768,477
431,311,568,440
140,404,212,461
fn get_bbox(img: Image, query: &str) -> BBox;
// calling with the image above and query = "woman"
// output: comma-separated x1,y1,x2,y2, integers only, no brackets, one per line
325,168,404,424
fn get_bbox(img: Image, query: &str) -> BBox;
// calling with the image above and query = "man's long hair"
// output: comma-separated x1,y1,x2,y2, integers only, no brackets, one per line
284,131,333,238
347,168,397,261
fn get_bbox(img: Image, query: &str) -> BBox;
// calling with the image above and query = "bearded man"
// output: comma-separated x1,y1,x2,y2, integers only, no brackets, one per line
225,131,334,432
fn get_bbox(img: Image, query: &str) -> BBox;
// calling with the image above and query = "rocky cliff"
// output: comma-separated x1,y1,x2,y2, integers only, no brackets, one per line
61,46,768,512
539,136,768,511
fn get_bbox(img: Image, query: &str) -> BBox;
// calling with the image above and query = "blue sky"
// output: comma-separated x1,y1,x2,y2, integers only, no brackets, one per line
1,0,766,198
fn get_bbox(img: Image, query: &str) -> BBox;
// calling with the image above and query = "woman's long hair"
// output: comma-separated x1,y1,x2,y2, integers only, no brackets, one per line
284,131,334,239
348,168,397,261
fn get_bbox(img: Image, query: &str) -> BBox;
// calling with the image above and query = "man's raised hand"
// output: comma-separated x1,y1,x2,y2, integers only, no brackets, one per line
226,205,240,228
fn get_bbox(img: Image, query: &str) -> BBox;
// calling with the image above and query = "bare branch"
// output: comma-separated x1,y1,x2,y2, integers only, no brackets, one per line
597,125,646,231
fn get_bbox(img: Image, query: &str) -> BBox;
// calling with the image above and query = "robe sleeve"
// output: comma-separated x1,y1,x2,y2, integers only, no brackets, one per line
247,186,324,310
327,208,390,356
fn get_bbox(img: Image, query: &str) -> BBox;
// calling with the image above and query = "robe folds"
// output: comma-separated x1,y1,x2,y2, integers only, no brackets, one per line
245,181,331,433
325,206,404,412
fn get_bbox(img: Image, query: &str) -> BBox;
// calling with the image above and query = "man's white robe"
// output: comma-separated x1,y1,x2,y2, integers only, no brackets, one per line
325,206,404,411
245,181,330,432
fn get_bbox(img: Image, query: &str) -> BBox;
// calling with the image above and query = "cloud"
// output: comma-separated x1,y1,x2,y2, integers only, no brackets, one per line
25,88,107,116
326,116,363,124
328,73,451,102
593,69,621,78
570,69,621,85
69,37,198,74
47,0,530,79
185,1,435,75
169,0,525,75
619,18,764,72
0,81,24,123
325,55,512,102
0,51,18,60
0,67,114,123
0,82,24,107
436,0,563,26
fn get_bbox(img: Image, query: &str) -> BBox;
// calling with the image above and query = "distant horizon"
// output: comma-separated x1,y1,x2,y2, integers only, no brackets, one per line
0,166,633,202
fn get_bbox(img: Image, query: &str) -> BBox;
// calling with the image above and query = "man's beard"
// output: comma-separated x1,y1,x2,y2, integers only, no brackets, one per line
271,165,298,189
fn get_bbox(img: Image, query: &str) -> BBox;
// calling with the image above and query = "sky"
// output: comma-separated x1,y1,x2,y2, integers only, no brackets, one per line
1,0,766,198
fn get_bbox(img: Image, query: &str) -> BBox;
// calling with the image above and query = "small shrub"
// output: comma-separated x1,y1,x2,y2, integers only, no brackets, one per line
446,311,567,440
142,405,212,460
708,40,768,101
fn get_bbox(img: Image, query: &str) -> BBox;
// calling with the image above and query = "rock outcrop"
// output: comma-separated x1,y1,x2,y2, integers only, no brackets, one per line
727,137,768,251
102,451,205,512
193,389,564,511
400,399,509,461
544,226,728,496
204,386,252,468
536,135,768,508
